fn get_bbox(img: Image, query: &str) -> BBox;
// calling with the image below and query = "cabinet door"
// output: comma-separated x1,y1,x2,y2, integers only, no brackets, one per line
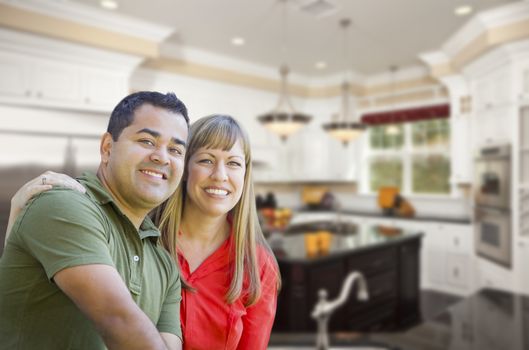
398,239,420,327
474,67,512,111
0,53,30,99
516,239,529,294
33,59,82,105
451,116,471,184
83,68,127,111
472,104,514,149
445,252,470,289
288,126,329,181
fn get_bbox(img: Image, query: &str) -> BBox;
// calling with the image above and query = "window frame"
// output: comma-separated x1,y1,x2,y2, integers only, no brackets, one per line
361,120,452,197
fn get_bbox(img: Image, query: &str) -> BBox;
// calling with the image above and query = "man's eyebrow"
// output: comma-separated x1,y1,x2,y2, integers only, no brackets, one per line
136,128,160,138
136,128,186,147
172,137,186,147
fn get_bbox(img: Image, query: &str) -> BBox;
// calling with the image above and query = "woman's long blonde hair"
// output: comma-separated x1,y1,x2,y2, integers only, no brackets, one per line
156,114,280,306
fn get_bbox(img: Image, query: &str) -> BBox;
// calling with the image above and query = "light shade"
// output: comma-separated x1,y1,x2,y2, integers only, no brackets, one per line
322,19,366,146
258,65,312,141
258,112,311,141
322,121,366,146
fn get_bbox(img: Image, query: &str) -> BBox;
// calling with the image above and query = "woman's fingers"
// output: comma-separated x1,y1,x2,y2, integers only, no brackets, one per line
11,184,52,211
38,171,86,193
11,172,86,211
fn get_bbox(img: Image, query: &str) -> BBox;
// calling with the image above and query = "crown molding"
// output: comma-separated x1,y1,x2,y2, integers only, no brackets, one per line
443,1,529,56
419,2,529,78
0,0,174,42
0,27,143,72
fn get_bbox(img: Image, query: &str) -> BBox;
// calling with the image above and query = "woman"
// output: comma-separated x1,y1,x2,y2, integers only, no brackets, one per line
5,114,280,350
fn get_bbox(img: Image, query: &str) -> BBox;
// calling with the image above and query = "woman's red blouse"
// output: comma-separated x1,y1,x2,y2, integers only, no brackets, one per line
177,233,278,350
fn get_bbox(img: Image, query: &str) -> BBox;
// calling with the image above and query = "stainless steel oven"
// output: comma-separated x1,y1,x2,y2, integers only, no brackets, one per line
474,144,512,267
474,145,511,209
474,206,511,267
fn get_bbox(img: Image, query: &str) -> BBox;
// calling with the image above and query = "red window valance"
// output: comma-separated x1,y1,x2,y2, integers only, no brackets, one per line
360,104,450,125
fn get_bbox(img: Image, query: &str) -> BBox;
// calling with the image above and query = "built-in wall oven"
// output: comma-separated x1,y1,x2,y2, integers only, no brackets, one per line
474,144,512,268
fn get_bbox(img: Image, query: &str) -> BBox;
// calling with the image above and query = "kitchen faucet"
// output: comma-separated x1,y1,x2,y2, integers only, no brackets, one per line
311,271,369,350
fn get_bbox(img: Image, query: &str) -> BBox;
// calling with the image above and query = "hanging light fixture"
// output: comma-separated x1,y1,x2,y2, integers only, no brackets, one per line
322,18,366,146
258,0,312,141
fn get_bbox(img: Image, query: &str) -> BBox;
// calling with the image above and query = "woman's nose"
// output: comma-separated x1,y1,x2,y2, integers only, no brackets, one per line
211,163,228,181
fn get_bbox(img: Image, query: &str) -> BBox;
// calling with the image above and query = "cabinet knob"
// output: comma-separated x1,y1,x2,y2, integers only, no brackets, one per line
36,91,42,98
25,90,31,97
453,268,459,278
85,97,91,104
454,238,459,246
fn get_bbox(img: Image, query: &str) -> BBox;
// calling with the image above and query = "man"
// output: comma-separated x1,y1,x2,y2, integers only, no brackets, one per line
0,91,189,349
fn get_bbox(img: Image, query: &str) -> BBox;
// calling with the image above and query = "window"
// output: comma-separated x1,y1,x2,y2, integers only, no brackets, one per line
366,119,450,195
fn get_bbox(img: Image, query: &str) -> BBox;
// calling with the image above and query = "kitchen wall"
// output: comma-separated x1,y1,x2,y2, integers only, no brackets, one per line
132,67,470,219
0,104,105,248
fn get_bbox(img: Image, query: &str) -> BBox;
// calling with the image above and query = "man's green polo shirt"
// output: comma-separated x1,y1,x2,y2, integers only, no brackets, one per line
0,172,181,349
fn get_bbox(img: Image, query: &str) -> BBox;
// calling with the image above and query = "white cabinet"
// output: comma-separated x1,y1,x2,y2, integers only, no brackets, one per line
0,53,31,99
472,104,514,147
515,238,529,295
82,67,128,109
0,52,129,112
421,222,474,296
468,62,515,148
473,66,513,112
33,59,83,104
451,115,472,184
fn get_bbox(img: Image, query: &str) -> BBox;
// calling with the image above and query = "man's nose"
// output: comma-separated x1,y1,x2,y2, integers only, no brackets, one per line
150,148,169,165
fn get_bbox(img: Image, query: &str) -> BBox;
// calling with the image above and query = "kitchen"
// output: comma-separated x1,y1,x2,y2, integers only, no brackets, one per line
0,0,529,349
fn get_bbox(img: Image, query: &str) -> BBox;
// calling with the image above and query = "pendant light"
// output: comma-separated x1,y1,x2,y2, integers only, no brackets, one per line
322,18,366,146
258,0,312,141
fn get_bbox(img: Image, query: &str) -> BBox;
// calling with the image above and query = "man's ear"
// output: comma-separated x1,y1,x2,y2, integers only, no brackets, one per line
100,132,113,164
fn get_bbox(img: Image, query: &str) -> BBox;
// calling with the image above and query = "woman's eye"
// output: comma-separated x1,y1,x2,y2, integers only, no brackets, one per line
199,159,213,164
228,161,242,167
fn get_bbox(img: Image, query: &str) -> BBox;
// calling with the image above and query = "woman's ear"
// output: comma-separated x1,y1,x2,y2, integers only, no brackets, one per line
100,132,113,164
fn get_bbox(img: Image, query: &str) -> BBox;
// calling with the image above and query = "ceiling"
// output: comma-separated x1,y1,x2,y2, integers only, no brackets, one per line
72,0,517,77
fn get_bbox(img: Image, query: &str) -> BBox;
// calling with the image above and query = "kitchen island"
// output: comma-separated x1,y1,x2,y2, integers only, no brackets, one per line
269,222,423,333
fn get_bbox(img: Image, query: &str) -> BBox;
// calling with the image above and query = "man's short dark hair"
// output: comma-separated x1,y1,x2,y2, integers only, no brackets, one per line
107,91,190,141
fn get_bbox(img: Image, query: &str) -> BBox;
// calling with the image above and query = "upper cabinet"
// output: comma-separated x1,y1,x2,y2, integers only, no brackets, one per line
473,66,513,113
0,29,144,113
0,51,134,113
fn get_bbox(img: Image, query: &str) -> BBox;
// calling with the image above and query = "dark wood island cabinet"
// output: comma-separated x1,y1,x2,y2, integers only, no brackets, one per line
269,223,422,333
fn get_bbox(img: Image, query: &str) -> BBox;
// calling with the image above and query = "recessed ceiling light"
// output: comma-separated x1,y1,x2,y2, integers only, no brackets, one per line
100,0,118,10
231,37,245,46
315,61,327,69
454,5,472,16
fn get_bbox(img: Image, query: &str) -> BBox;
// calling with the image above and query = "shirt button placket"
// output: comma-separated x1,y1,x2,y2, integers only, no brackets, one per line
130,253,142,295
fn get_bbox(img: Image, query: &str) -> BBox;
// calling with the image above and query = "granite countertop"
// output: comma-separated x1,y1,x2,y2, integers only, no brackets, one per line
370,288,528,350
270,288,528,350
295,208,472,225
267,223,422,263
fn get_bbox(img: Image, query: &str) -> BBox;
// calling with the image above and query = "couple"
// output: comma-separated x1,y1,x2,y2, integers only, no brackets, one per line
0,91,280,350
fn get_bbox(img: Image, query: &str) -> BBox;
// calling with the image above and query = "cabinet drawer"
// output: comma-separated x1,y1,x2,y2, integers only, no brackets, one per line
448,230,472,253
347,247,397,277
